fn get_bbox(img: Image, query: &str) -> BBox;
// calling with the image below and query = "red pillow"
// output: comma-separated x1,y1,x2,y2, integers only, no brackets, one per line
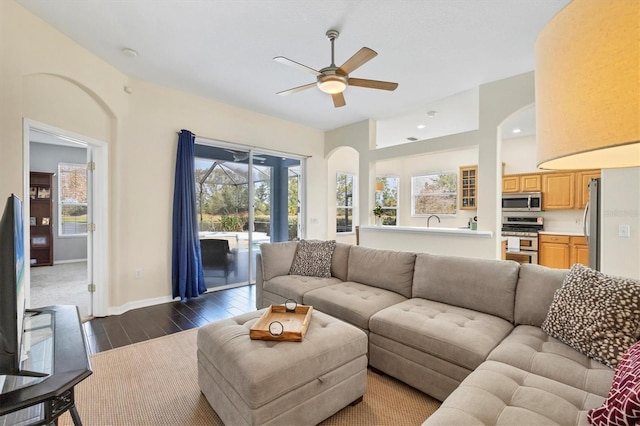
588,340,640,425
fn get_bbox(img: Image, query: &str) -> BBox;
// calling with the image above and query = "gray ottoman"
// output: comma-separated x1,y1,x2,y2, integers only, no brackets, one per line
197,309,368,426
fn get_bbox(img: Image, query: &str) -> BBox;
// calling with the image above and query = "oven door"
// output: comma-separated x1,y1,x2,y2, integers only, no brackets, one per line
505,250,538,265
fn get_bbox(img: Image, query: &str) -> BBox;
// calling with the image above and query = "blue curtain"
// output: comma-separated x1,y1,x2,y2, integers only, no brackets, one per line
172,129,206,301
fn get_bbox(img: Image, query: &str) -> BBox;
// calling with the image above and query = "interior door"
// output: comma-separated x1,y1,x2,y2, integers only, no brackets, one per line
85,147,95,317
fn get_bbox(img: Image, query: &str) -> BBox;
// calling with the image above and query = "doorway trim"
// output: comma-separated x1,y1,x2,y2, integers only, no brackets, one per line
23,119,109,317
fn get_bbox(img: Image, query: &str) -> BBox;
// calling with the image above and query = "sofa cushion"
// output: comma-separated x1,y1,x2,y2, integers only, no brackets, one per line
263,275,342,305
412,253,520,323
303,282,407,330
289,239,336,278
423,360,606,426
370,298,514,371
260,241,298,281
346,246,416,298
514,264,568,327
488,325,614,397
542,264,640,368
588,340,640,426
331,242,350,281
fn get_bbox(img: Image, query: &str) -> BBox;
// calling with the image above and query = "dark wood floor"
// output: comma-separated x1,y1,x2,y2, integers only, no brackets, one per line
82,285,256,354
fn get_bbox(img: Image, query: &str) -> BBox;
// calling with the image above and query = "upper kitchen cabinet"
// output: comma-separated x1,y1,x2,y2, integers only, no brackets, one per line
459,165,478,210
542,172,575,210
504,169,601,209
501,173,541,193
575,170,601,209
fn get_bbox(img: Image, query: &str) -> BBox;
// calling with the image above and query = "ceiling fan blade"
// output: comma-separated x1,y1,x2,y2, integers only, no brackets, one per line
338,47,377,74
274,56,322,76
332,92,346,108
348,78,398,91
277,82,317,96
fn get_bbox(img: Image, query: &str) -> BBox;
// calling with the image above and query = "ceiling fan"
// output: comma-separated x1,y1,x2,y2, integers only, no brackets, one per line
224,149,266,163
274,29,398,108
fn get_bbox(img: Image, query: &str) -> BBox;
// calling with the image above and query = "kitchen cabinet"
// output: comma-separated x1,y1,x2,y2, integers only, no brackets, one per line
542,172,575,210
539,234,589,269
459,165,477,210
503,169,600,210
575,170,601,209
501,173,541,193
570,236,589,265
539,234,570,269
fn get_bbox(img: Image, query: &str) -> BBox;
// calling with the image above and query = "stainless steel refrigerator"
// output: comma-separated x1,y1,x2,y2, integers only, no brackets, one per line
583,178,601,270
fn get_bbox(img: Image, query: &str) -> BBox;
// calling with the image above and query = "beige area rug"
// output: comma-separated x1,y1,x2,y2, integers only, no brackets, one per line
59,329,440,426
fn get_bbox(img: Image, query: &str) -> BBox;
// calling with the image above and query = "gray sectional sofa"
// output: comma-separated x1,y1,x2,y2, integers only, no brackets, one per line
256,241,615,425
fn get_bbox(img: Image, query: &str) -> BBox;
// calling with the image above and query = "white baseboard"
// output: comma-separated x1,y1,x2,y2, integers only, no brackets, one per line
53,258,88,265
108,295,174,316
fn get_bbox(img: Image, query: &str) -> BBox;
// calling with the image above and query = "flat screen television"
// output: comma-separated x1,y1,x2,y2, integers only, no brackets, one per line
0,194,27,377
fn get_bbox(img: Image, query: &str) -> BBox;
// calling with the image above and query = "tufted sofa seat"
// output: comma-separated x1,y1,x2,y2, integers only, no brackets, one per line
256,242,615,425
425,360,606,425
369,299,514,400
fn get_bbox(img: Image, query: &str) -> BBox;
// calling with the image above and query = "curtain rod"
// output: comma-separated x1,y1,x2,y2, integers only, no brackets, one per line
175,130,311,159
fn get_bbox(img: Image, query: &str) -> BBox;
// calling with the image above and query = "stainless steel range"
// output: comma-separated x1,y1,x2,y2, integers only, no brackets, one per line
502,216,544,264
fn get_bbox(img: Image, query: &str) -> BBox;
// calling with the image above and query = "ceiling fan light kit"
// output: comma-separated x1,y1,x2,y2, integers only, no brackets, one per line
275,29,398,107
317,74,347,94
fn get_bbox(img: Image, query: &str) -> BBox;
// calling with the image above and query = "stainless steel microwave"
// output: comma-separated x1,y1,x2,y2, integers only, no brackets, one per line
501,192,542,212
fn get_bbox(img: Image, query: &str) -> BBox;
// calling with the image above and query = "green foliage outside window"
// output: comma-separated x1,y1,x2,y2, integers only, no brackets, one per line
411,172,458,216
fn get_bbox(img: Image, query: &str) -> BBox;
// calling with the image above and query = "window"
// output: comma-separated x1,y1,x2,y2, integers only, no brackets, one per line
58,163,88,236
336,172,354,233
411,172,457,216
375,177,399,225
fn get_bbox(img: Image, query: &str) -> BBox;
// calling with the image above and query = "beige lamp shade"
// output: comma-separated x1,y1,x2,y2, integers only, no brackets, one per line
535,0,640,170
375,181,384,192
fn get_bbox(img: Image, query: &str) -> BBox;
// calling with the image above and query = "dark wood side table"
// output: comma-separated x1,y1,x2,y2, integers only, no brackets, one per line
0,305,92,425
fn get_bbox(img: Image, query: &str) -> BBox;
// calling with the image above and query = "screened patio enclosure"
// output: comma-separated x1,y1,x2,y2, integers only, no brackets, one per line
194,144,302,291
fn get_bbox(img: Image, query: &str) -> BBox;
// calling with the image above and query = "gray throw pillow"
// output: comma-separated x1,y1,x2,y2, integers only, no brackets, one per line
541,264,640,368
288,240,336,278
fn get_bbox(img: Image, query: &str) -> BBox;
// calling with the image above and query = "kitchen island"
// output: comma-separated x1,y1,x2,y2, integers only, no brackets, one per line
359,225,498,259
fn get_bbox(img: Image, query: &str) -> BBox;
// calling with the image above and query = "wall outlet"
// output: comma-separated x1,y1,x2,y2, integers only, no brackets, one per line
619,225,631,238
135,268,143,279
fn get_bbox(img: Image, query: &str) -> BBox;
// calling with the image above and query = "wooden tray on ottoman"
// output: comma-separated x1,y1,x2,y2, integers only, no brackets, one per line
250,304,313,341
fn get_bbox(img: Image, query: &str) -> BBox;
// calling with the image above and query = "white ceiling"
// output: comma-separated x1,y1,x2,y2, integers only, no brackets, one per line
17,0,569,140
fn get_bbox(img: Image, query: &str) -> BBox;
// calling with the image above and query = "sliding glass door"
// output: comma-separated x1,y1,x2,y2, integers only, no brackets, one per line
194,144,302,291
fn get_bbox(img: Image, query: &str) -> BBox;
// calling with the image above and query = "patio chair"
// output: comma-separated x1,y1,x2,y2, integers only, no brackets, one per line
200,238,236,284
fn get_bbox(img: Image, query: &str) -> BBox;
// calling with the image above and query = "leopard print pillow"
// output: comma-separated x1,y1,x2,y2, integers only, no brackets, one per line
289,240,336,278
542,264,640,368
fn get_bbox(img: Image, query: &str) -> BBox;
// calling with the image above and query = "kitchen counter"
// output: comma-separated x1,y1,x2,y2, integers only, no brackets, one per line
358,225,497,260
538,230,585,236
360,225,493,238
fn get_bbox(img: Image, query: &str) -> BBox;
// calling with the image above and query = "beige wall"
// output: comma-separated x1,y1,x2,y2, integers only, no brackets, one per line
327,73,537,258
2,0,325,311
376,147,479,228
601,168,640,280
4,0,636,315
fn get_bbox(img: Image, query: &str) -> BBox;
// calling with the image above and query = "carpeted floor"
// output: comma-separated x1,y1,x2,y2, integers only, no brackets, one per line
59,328,440,425
30,261,90,320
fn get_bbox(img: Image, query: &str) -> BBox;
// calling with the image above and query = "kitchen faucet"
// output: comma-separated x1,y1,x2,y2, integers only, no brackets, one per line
427,215,440,227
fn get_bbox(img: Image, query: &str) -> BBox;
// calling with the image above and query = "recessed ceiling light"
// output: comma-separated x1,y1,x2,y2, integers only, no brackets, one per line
121,47,138,57
512,128,522,134
417,124,426,129
426,111,438,118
